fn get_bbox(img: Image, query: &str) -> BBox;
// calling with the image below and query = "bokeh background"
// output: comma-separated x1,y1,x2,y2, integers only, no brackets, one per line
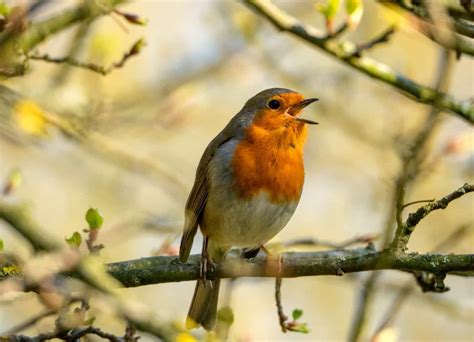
0,0,473,341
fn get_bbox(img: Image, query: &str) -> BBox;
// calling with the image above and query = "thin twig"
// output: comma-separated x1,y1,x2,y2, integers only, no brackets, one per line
275,277,287,333
8,325,124,341
276,233,378,250
378,0,474,39
401,199,435,209
405,184,473,228
390,183,474,250
0,84,187,196
2,309,56,335
349,271,378,342
321,22,349,40
0,202,176,340
350,26,396,57
29,38,145,76
242,0,474,122
392,48,454,237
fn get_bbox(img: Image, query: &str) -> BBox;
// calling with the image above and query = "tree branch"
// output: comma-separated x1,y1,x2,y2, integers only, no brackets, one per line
7,325,124,342
390,183,474,251
242,0,474,123
1,196,473,286
0,0,127,77
29,38,146,76
378,0,474,39
371,223,472,340
350,26,396,58
0,202,176,341
1,0,126,53
104,249,474,286
0,201,61,252
349,47,453,340
0,85,187,196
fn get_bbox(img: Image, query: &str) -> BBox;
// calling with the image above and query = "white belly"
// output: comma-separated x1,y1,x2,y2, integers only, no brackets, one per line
202,191,298,248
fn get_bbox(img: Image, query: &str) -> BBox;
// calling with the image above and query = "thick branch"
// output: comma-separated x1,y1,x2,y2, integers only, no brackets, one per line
243,0,474,123
1,199,472,286
106,249,474,287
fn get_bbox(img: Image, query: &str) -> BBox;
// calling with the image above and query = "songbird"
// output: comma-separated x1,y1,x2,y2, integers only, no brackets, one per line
179,88,318,330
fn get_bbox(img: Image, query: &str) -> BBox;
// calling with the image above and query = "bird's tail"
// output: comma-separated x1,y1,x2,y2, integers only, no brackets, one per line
186,278,220,331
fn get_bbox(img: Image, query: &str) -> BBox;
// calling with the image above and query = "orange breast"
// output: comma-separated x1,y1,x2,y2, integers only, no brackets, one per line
232,119,307,203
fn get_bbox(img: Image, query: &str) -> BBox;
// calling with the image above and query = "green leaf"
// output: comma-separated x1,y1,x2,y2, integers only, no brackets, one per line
85,208,103,230
345,0,363,28
217,306,234,326
84,316,96,325
65,232,82,247
0,239,3,252
315,0,340,19
345,0,361,14
292,308,303,321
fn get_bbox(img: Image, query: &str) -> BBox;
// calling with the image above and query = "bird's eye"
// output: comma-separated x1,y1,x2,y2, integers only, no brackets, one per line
268,99,281,110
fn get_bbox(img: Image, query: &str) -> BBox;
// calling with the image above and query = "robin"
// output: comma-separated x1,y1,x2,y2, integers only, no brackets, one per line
179,88,318,330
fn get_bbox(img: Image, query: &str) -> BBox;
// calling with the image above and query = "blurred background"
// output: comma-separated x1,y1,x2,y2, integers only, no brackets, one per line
0,0,473,341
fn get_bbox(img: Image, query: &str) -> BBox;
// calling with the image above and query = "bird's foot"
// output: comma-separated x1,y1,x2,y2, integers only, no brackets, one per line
199,253,216,282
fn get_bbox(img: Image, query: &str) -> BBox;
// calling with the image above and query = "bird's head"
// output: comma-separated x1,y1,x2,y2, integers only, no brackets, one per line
242,88,318,131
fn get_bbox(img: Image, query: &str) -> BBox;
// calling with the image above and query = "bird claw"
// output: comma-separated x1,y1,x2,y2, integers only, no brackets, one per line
199,253,215,281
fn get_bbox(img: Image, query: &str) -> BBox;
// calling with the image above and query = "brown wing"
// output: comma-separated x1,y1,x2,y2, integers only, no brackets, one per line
179,129,234,263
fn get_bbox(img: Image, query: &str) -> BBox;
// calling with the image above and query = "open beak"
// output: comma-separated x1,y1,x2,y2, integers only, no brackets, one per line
291,98,319,125
295,117,319,125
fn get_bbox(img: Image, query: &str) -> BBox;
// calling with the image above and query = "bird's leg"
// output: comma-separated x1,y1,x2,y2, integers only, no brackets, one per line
200,236,209,279
200,237,219,289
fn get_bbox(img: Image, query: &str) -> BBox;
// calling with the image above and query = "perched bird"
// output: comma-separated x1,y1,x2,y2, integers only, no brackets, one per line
179,88,318,330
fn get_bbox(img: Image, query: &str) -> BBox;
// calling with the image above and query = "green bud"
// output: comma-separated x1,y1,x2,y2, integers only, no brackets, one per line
84,316,96,325
292,308,303,321
345,0,361,14
345,0,363,29
315,0,340,19
129,38,146,56
85,208,104,230
120,11,148,25
65,232,82,247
